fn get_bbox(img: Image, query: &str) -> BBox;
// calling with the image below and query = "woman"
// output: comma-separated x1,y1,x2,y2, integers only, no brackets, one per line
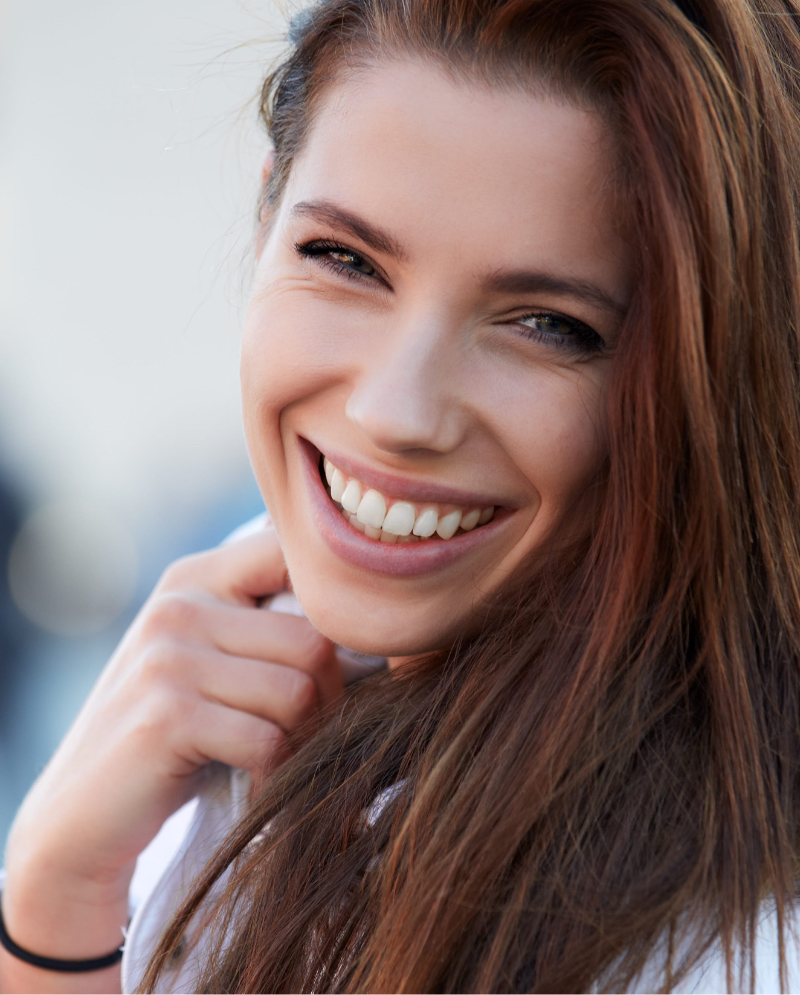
3,0,800,990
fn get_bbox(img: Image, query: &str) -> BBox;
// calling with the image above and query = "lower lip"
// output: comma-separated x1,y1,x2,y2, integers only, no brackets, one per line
299,439,511,578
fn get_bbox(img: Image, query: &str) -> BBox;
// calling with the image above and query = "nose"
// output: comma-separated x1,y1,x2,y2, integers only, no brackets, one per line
345,316,467,456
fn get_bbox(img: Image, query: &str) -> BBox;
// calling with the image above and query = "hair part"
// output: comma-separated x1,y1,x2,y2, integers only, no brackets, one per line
143,1,800,991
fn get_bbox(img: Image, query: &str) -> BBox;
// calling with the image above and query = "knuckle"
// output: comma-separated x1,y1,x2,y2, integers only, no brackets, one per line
129,691,192,747
158,551,209,589
137,639,192,687
144,591,201,635
159,554,195,586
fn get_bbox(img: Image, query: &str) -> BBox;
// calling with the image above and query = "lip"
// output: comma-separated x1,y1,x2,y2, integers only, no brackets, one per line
311,440,518,509
298,438,515,578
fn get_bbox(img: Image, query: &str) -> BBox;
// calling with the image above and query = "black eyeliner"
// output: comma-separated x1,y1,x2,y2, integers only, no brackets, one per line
295,239,378,282
514,310,606,355
295,239,607,356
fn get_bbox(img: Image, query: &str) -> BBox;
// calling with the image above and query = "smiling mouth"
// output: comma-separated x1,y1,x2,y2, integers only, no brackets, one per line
319,454,496,544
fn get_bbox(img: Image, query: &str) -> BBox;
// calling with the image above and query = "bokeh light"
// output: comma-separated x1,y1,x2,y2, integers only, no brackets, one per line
8,501,139,636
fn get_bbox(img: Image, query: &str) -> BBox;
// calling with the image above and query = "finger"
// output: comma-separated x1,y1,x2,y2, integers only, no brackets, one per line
143,600,344,709
135,593,342,711
194,650,324,733
160,525,289,605
185,701,290,776
200,604,343,708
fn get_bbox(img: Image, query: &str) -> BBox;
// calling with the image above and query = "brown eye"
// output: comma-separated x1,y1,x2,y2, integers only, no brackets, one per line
296,240,382,282
329,250,375,276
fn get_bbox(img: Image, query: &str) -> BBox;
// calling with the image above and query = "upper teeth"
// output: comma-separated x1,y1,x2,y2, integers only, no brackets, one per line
323,458,495,542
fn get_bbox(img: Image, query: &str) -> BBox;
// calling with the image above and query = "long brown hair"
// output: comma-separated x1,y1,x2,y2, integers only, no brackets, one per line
142,0,800,990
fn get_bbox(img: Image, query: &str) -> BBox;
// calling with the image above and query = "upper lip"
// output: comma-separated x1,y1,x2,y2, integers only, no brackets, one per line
303,438,516,508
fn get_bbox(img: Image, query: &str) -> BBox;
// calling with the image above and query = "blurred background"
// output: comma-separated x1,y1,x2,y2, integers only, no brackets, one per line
0,0,287,848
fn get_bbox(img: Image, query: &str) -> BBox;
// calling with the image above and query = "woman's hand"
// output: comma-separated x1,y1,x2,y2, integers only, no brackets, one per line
0,525,339,993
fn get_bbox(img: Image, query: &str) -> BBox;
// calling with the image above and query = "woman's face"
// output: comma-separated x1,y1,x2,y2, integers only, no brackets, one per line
242,59,632,657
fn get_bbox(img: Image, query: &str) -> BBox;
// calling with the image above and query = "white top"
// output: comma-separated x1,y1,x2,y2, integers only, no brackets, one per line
2,766,796,992
122,763,249,993
3,513,799,991
121,768,800,993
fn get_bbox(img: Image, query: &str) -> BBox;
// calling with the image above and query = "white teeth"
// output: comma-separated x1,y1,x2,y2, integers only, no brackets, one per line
412,507,438,537
382,501,415,536
330,469,346,503
460,508,481,531
341,479,362,514
436,509,462,539
356,489,387,529
324,456,498,542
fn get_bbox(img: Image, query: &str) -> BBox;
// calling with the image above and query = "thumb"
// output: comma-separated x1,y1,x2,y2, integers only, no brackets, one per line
169,522,290,606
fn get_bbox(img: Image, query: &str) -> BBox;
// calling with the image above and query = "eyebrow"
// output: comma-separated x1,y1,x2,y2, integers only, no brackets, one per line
290,198,627,317
480,269,628,317
290,200,408,261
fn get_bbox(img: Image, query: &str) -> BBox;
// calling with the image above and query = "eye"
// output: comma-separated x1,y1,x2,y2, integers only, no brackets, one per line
514,311,605,355
520,314,572,337
295,239,379,281
327,248,375,276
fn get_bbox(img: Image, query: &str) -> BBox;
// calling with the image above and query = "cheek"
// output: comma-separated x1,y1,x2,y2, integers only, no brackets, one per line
240,285,368,517
242,294,321,414
240,295,312,509
241,294,333,449
499,367,608,511
241,268,378,416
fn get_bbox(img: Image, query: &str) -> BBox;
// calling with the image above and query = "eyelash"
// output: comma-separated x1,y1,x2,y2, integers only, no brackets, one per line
294,238,606,356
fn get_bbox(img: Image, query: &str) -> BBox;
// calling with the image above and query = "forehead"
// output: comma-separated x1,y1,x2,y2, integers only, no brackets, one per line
280,58,627,295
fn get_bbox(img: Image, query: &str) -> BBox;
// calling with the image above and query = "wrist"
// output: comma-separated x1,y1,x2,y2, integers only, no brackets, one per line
0,894,125,973
2,850,131,963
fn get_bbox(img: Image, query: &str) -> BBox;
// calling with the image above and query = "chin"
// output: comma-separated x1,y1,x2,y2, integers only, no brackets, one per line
292,583,453,657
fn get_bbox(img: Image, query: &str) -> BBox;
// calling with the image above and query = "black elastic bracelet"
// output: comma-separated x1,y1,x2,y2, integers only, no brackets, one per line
0,898,124,973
